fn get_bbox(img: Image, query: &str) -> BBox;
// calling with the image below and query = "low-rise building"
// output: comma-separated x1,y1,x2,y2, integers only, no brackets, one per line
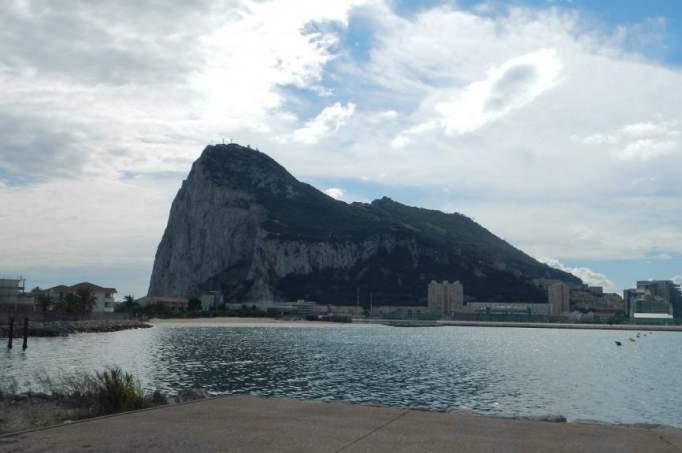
135,296,189,312
462,301,551,316
40,282,117,313
322,305,365,317
370,305,431,318
427,281,559,318
0,277,35,312
570,285,624,317
221,300,318,316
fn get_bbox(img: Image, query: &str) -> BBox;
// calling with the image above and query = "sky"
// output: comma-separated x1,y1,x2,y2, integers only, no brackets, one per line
1,0,681,299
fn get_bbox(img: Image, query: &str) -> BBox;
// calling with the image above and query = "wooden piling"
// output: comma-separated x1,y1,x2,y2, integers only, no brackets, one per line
7,317,14,350
22,317,28,350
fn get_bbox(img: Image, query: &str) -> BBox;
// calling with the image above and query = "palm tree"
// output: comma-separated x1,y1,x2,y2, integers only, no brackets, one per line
123,294,135,308
36,292,54,313
62,293,80,314
121,294,139,314
75,288,97,313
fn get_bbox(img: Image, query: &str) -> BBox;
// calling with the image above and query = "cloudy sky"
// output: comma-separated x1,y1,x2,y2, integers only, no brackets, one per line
1,0,681,298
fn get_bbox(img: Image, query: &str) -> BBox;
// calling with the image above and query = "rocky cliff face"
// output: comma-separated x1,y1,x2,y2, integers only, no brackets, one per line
148,144,580,304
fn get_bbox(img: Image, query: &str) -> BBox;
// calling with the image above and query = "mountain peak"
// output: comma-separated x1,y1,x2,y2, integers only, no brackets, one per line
372,196,397,206
150,144,580,304
196,143,298,196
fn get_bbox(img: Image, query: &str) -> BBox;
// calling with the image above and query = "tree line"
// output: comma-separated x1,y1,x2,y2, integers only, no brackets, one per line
33,288,97,314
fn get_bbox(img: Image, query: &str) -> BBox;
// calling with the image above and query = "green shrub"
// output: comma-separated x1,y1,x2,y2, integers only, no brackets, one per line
95,368,146,414
61,367,148,416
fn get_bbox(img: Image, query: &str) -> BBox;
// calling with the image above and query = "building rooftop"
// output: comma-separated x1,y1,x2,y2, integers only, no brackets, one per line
44,282,117,293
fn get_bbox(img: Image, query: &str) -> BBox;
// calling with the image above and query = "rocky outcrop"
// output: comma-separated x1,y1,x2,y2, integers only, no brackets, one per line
149,144,580,305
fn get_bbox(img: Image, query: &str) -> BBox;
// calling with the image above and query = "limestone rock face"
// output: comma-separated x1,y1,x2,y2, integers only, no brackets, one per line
148,144,580,304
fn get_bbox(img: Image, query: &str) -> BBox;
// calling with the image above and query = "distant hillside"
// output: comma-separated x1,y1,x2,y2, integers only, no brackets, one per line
148,144,581,305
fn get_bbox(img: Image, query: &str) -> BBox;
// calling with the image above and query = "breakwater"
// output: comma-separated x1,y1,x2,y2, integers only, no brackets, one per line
0,319,150,337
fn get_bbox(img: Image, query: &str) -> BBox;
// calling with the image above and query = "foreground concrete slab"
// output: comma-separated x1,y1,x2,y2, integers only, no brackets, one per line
2,396,682,453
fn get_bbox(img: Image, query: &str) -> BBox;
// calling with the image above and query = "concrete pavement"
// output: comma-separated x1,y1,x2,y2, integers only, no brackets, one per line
2,396,682,452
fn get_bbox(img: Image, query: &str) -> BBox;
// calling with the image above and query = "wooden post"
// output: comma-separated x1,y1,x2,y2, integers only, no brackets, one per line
7,317,14,350
22,318,28,350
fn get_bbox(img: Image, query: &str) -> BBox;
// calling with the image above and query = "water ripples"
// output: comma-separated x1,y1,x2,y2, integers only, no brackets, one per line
2,324,682,427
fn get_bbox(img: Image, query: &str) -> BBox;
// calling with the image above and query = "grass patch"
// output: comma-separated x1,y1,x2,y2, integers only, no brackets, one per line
59,367,150,417
0,368,189,434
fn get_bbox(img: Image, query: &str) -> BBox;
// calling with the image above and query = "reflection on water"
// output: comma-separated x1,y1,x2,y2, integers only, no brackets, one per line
3,324,682,427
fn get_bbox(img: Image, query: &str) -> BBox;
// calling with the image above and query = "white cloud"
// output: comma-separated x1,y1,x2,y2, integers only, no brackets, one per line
451,198,682,261
672,276,682,286
0,0,367,180
433,48,562,135
0,175,177,269
391,135,410,148
579,133,619,145
618,139,678,161
621,122,669,138
189,0,366,132
3,1,682,295
324,187,345,199
578,120,681,161
377,110,399,120
288,102,356,144
543,259,616,291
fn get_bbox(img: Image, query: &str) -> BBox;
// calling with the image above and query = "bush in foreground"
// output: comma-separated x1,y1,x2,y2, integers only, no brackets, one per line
60,367,149,416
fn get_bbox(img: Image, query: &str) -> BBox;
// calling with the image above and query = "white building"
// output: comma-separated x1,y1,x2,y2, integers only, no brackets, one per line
0,277,34,311
427,280,464,316
548,282,571,315
42,282,117,312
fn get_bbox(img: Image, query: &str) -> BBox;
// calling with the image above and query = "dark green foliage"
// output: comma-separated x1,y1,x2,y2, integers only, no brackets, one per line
35,292,54,313
75,288,96,312
116,295,141,314
93,368,146,414
60,293,81,314
53,288,96,314
188,298,202,311
324,315,352,323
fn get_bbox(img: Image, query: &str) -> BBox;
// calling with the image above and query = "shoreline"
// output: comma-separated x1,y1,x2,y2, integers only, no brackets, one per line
149,317,359,328
4,395,682,452
439,319,681,331
149,316,682,332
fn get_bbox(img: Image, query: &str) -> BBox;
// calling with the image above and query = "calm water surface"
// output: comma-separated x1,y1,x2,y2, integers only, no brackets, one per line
2,323,681,427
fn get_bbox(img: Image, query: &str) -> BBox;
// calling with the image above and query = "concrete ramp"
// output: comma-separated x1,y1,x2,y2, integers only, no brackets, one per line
2,396,681,452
